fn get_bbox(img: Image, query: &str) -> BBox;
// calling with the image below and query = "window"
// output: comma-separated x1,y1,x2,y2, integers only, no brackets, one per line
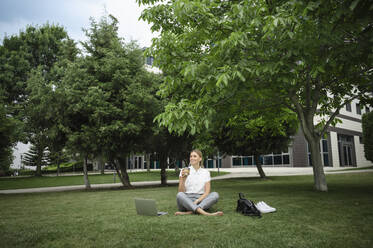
242,157,251,166
253,156,264,165
323,154,329,166
283,155,290,164
321,136,330,166
233,152,290,167
274,155,282,165
346,102,352,112
264,155,273,165
322,139,328,153
232,157,241,166
356,103,361,115
207,159,214,168
146,56,154,66
307,135,330,166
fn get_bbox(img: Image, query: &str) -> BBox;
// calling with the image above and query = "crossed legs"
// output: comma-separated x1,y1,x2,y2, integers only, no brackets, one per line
175,192,223,216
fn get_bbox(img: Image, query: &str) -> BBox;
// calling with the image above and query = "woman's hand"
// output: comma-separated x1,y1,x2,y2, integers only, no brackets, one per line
181,168,190,177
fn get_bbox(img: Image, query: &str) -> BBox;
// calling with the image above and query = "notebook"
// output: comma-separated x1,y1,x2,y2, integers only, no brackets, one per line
134,198,168,216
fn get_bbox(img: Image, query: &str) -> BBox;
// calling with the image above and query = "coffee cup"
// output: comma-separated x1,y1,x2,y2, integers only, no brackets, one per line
182,167,190,177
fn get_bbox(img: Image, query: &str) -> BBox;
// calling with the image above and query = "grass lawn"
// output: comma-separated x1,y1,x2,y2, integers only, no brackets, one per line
1,172,372,248
0,171,228,190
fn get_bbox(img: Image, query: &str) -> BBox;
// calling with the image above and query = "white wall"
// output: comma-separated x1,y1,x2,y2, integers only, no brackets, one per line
11,142,30,169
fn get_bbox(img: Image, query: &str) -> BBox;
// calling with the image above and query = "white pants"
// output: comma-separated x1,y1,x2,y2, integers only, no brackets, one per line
176,192,219,212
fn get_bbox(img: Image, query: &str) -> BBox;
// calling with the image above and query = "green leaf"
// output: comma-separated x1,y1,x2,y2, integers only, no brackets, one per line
349,0,360,11
216,73,228,87
236,71,246,82
274,18,279,27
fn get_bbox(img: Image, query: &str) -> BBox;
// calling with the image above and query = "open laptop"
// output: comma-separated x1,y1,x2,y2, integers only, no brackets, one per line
134,198,168,216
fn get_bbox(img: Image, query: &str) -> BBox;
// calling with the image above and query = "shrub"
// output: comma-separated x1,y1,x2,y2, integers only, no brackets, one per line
42,161,92,173
8,168,35,176
362,111,373,162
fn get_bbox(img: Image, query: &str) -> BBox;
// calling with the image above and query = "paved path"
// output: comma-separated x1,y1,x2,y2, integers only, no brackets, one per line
1,167,372,194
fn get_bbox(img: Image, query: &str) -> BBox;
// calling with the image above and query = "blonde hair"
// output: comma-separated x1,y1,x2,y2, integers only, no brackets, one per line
191,149,204,168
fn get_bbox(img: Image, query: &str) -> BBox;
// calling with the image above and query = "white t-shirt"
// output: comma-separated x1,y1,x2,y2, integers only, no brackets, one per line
179,166,211,194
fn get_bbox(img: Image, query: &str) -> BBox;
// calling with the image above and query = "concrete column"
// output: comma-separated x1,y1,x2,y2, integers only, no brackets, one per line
330,131,340,167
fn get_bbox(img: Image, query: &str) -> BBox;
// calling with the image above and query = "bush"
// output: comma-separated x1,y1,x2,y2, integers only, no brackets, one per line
42,161,92,173
7,168,35,176
362,111,373,162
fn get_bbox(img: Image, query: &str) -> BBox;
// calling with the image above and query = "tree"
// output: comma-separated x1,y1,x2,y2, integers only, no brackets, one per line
26,55,78,177
214,108,298,178
20,25,78,177
139,0,373,191
0,24,76,113
64,14,160,188
0,23,76,176
0,93,19,175
62,58,103,189
136,74,195,185
362,111,373,162
146,128,194,185
22,142,50,174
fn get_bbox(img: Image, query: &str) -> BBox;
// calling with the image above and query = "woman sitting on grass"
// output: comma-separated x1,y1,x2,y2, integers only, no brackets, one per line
175,149,223,216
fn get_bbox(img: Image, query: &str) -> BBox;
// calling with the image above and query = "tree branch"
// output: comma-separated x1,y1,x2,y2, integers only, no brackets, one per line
320,94,360,137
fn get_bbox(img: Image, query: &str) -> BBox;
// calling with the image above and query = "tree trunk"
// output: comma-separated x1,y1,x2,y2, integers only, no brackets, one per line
254,153,266,178
307,136,328,191
56,156,60,177
146,153,151,172
291,91,329,191
83,156,91,189
160,153,168,186
35,151,42,177
116,156,132,188
99,155,105,175
35,163,42,177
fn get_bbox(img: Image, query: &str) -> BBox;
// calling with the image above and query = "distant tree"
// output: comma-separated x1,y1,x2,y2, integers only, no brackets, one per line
0,94,19,175
22,142,50,173
214,109,298,178
48,147,70,175
146,129,194,185
62,59,102,189
19,25,78,177
62,14,160,188
0,24,76,113
362,111,373,162
0,24,75,176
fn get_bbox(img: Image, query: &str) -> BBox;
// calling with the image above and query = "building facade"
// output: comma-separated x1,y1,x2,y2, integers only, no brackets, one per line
220,99,372,168
115,99,372,170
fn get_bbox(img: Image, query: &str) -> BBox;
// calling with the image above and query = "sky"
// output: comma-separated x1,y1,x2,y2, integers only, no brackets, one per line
0,0,156,48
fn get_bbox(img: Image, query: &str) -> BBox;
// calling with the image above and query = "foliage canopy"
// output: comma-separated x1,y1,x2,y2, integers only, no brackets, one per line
139,0,373,191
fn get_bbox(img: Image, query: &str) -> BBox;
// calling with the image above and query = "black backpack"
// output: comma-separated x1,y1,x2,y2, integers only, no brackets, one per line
236,193,261,217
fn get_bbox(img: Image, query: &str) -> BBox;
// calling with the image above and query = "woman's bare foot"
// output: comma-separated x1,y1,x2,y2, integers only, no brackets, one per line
196,208,223,216
175,211,193,216
210,211,224,216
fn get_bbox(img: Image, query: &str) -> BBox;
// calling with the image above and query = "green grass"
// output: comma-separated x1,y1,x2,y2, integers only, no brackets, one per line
0,172,372,248
0,171,229,190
